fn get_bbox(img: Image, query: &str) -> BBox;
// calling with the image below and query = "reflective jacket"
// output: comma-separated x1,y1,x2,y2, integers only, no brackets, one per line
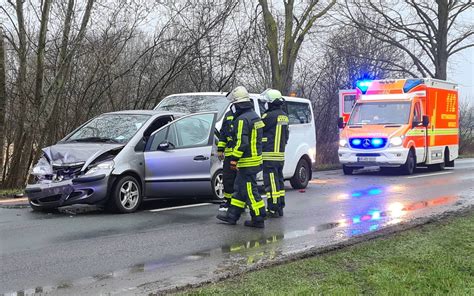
262,102,289,164
217,110,235,156
229,102,265,172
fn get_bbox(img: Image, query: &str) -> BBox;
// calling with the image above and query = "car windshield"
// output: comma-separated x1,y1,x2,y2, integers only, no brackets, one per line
65,114,151,144
155,95,229,119
348,102,411,125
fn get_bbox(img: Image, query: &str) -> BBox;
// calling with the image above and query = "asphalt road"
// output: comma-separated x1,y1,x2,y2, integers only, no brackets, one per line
1,159,473,295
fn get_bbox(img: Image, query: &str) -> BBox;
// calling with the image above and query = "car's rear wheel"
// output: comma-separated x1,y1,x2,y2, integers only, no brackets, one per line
212,170,224,200
107,175,142,213
290,158,311,189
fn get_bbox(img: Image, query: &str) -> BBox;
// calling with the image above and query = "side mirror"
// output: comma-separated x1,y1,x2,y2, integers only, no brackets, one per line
157,141,175,151
337,117,345,129
422,115,429,127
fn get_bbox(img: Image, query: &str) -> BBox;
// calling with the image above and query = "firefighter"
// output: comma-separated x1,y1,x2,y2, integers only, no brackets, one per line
261,89,289,217
216,86,266,228
217,108,236,211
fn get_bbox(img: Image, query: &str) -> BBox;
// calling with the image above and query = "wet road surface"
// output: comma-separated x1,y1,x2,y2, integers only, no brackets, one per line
1,159,473,295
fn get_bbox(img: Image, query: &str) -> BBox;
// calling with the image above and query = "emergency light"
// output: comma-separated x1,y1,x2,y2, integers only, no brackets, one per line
356,80,372,94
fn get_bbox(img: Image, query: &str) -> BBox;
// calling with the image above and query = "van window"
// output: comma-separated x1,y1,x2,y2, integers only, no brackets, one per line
413,102,422,123
287,102,312,125
344,95,357,113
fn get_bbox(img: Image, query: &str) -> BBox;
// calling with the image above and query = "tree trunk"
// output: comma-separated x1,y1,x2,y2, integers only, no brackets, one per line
0,26,6,183
436,0,449,80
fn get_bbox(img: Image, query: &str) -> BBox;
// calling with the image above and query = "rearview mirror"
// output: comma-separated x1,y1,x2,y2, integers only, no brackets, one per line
337,117,345,129
422,115,429,127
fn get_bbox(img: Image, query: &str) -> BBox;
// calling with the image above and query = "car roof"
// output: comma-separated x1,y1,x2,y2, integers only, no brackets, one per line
103,110,182,116
162,92,311,103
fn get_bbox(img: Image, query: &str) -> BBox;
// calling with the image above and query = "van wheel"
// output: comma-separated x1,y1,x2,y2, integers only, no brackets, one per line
400,150,416,175
290,158,311,189
212,170,224,200
342,165,354,175
107,175,142,213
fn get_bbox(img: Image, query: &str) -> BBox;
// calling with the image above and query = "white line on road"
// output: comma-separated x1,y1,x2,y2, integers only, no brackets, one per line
406,171,453,179
149,203,213,212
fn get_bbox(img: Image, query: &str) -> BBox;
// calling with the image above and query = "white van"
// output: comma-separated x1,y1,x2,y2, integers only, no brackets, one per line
154,92,316,190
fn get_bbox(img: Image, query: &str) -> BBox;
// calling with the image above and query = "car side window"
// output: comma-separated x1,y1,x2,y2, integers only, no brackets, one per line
344,95,357,113
149,127,168,151
413,102,422,123
174,114,213,148
287,102,312,125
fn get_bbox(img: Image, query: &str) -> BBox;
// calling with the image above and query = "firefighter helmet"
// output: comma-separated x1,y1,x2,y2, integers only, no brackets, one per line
262,89,282,102
227,86,250,102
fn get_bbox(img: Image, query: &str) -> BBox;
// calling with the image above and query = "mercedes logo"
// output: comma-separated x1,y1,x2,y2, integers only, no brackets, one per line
363,139,371,148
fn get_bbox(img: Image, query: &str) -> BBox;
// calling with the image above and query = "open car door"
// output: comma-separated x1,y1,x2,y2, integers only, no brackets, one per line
339,89,357,125
144,112,217,197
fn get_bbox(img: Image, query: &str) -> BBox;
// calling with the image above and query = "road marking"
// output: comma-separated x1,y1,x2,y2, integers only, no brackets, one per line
149,203,213,212
406,171,453,179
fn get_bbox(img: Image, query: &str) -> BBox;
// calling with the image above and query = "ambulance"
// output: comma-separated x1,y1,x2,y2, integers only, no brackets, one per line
338,78,459,175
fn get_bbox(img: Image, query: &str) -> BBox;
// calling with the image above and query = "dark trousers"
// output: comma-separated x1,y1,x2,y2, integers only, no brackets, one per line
263,162,285,212
223,157,237,202
229,170,266,221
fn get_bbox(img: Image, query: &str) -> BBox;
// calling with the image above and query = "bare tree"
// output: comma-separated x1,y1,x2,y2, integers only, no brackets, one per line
460,100,474,155
0,26,6,181
343,0,474,79
259,0,336,94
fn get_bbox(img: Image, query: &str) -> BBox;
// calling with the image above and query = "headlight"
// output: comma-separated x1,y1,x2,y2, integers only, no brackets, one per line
32,156,53,176
85,160,114,176
389,136,403,147
339,139,348,147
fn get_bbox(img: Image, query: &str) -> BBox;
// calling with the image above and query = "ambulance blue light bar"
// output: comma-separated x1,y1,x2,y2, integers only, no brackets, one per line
356,80,372,94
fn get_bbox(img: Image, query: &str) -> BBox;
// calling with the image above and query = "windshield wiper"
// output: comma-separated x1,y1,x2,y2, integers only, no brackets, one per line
69,137,120,143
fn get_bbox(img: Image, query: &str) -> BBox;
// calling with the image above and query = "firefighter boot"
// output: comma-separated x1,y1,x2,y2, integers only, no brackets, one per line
267,198,281,218
244,211,265,228
216,205,241,225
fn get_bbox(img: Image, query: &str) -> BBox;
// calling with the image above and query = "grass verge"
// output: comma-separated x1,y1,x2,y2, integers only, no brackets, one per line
0,188,23,198
182,211,474,295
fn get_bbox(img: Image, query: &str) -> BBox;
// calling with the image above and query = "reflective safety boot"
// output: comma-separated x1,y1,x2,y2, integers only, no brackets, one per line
244,219,265,228
216,206,241,225
267,210,281,218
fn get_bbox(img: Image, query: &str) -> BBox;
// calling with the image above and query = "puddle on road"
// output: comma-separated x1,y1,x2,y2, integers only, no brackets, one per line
2,194,461,296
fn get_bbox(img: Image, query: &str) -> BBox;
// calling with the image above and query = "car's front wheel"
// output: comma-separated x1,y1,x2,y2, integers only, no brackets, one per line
107,175,142,213
212,170,224,200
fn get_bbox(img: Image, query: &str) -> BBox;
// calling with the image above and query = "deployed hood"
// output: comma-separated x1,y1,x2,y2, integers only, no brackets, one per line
42,143,124,167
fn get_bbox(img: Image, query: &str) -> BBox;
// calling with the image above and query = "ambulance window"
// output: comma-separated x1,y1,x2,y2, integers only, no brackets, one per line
413,102,422,123
344,95,357,113
287,102,312,125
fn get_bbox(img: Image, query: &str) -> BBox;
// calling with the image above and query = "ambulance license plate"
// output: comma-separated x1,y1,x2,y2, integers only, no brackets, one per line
358,157,376,162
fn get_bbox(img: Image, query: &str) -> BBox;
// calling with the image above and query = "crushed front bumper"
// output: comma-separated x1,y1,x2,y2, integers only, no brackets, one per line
25,174,109,209
338,147,409,167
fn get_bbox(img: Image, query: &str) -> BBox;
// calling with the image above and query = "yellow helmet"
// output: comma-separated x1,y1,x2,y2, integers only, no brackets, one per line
227,86,250,103
262,89,282,102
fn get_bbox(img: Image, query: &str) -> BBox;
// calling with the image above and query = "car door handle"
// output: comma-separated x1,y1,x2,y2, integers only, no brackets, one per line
193,155,209,161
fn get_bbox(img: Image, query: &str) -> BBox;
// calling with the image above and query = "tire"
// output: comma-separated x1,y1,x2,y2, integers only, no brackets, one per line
342,165,354,175
400,149,416,175
290,158,311,189
107,175,142,213
212,170,224,200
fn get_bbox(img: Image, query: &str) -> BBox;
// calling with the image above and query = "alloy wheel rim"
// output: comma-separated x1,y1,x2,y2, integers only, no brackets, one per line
299,166,307,183
214,173,224,199
120,180,139,210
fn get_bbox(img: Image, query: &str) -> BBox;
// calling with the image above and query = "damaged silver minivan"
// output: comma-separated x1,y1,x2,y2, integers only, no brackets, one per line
25,110,222,213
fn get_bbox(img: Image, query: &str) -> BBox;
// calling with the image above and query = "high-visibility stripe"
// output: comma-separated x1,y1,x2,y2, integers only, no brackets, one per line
274,125,281,153
270,173,278,203
232,120,244,158
226,115,234,120
251,128,257,157
247,182,259,216
277,115,289,123
279,190,285,197
262,152,284,157
231,198,246,208
224,192,233,198
262,137,267,142
407,128,459,136
217,141,226,148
